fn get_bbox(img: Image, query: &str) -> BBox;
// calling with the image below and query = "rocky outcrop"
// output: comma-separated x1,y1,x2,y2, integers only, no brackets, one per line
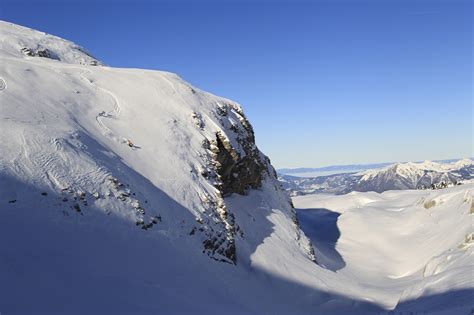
21,47,58,59
195,101,315,265
193,102,275,264
207,104,317,264
210,104,268,197
20,46,101,66
211,131,266,196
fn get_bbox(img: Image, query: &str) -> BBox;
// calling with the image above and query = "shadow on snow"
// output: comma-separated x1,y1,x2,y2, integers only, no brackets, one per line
296,207,345,271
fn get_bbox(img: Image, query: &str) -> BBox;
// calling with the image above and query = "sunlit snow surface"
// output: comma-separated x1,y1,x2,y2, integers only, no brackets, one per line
0,21,472,314
294,184,474,313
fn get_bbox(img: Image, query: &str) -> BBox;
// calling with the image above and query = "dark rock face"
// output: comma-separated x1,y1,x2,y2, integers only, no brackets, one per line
20,47,36,56
21,47,59,60
212,131,266,196
210,103,269,197
193,102,315,265
196,103,273,264
20,47,100,66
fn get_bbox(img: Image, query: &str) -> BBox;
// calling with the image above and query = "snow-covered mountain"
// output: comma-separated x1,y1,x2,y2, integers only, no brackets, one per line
0,21,320,313
278,162,394,177
281,159,474,195
357,159,473,192
1,21,472,314
0,21,102,66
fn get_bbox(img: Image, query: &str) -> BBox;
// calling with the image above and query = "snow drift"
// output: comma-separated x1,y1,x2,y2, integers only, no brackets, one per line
294,183,474,313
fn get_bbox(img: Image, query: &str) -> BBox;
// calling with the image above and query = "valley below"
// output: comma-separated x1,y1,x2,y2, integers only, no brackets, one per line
294,184,474,314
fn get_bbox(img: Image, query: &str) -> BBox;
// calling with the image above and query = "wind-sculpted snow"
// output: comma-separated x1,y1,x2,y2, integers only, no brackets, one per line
0,21,472,314
294,183,474,313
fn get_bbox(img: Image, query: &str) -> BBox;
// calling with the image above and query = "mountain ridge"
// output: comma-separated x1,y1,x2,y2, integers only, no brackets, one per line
278,158,471,176
280,158,474,196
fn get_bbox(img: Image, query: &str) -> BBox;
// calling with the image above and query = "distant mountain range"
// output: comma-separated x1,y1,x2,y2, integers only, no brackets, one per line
278,158,468,176
279,158,474,196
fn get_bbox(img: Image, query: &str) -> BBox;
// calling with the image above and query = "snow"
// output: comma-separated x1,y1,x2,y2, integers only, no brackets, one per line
1,21,472,314
281,158,474,196
0,21,101,65
359,159,474,180
294,183,474,312
0,20,318,314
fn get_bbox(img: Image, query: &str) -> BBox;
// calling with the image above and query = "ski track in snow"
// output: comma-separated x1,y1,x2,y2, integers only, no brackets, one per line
0,77,6,91
10,131,28,178
75,67,126,145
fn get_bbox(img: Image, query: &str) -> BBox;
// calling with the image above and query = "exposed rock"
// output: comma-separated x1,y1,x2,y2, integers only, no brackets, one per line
211,131,266,196
198,103,284,264
424,200,437,209
73,203,81,213
191,112,204,129
21,47,58,60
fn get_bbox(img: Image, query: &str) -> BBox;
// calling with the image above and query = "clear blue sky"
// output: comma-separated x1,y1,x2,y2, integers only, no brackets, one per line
1,0,472,168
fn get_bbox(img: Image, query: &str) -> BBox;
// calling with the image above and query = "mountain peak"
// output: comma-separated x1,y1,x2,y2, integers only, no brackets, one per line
0,20,102,66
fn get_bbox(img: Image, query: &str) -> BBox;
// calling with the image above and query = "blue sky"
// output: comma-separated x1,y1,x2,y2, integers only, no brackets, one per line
1,0,472,168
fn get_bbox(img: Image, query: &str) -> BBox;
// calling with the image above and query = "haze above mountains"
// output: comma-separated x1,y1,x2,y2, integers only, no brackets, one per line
278,158,472,177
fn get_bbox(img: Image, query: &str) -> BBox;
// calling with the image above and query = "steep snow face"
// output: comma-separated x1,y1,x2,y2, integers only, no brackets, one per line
0,21,324,312
0,20,102,65
0,21,316,264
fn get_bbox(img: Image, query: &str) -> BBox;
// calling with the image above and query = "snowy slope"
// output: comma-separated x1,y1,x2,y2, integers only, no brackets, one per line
294,183,474,313
0,21,101,66
0,19,318,263
0,21,322,314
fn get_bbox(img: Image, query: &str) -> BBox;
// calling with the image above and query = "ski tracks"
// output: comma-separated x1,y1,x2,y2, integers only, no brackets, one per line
75,67,126,145
0,77,6,91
